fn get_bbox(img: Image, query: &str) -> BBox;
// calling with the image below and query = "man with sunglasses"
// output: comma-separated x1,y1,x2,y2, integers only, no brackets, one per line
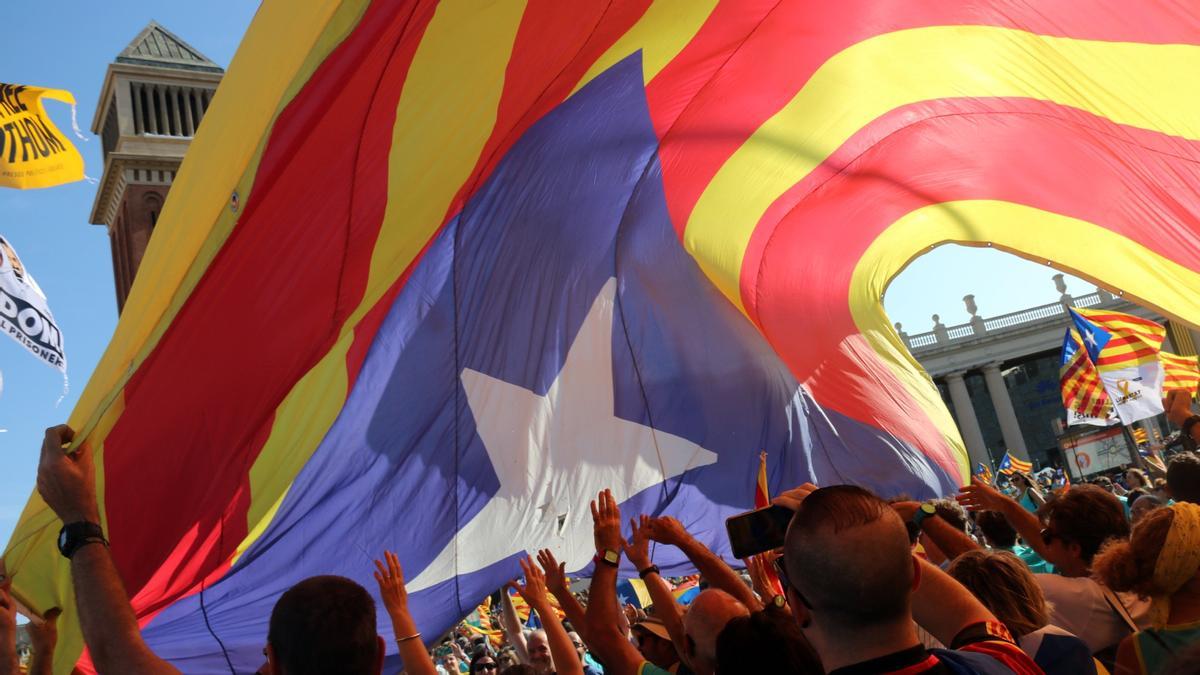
776,484,1039,674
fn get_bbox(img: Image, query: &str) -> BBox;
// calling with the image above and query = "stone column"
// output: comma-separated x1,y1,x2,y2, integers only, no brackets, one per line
945,371,990,469
982,362,1029,459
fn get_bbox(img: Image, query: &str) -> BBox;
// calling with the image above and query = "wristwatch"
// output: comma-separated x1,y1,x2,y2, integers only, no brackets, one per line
596,549,620,567
911,503,938,529
58,521,108,559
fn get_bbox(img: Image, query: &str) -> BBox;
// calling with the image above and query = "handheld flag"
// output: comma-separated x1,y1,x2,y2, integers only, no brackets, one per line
1060,328,1114,425
754,451,771,509
1069,308,1166,425
998,452,1033,476
1132,427,1149,445
974,462,994,486
0,83,84,189
1161,352,1200,397
752,451,784,597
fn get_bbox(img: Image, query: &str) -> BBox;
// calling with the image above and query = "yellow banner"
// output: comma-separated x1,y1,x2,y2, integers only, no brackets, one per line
0,83,84,189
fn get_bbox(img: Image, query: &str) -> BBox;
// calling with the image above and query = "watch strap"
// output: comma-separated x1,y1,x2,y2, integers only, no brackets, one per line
595,550,620,567
59,521,108,559
638,564,660,579
912,503,937,528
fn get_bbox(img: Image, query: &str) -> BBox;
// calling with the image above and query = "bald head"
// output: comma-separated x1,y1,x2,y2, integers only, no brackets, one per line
683,589,750,674
784,486,914,629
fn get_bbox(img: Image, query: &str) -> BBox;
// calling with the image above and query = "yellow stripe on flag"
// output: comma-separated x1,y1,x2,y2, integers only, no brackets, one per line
686,26,1200,312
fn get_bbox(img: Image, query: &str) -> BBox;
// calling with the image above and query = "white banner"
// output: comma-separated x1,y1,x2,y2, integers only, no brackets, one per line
1067,406,1119,428
0,235,66,373
1098,361,1163,426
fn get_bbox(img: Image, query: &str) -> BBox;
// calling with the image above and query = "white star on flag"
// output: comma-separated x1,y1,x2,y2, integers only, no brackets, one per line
407,279,719,592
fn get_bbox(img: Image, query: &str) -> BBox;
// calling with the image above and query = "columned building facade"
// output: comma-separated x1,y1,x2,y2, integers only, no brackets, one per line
899,274,1200,471
89,22,223,312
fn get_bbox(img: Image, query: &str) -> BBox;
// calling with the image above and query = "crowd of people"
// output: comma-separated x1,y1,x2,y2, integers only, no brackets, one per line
4,413,1200,674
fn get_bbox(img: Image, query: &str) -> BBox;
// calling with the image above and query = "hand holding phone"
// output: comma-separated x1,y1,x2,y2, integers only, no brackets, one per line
725,504,794,559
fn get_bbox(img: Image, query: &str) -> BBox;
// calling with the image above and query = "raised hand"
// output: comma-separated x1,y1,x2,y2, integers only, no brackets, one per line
536,549,569,597
373,551,438,675
36,425,100,524
745,552,784,606
956,478,1010,512
590,489,623,553
0,575,16,669
642,515,692,548
771,482,818,512
27,608,60,656
513,556,552,610
623,515,652,570
373,550,410,620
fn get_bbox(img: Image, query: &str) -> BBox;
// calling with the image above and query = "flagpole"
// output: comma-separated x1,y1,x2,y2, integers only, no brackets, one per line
1120,423,1146,471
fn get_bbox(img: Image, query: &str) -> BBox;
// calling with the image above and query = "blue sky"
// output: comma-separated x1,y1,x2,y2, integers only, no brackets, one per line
0,2,1093,549
0,2,259,548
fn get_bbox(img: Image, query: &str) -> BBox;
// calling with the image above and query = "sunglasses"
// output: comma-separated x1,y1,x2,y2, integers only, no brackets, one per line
773,556,812,609
1040,527,1059,546
477,664,498,671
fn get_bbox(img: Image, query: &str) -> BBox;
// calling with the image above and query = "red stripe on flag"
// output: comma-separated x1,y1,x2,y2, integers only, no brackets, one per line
102,1,439,617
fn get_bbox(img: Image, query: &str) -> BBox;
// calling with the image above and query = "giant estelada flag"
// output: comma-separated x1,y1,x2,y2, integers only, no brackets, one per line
7,2,1200,671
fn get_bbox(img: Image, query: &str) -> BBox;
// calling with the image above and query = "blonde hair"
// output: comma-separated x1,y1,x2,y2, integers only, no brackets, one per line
947,550,1049,638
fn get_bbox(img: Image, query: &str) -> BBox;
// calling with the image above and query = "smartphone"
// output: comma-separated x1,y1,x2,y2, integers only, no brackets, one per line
725,504,794,559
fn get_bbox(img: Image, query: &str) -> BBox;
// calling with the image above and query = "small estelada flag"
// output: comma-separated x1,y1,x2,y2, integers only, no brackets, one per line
974,462,994,486
998,451,1032,476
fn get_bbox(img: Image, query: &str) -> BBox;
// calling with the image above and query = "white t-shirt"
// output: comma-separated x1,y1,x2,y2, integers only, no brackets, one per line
1035,574,1148,654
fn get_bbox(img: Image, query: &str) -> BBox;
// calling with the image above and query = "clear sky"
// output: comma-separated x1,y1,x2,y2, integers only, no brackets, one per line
0,2,1093,549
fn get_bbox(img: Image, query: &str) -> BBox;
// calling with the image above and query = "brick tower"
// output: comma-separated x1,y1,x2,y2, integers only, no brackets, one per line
89,22,223,312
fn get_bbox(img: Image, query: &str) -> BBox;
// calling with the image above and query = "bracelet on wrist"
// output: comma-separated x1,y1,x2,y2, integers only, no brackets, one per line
638,564,660,579
395,632,422,643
